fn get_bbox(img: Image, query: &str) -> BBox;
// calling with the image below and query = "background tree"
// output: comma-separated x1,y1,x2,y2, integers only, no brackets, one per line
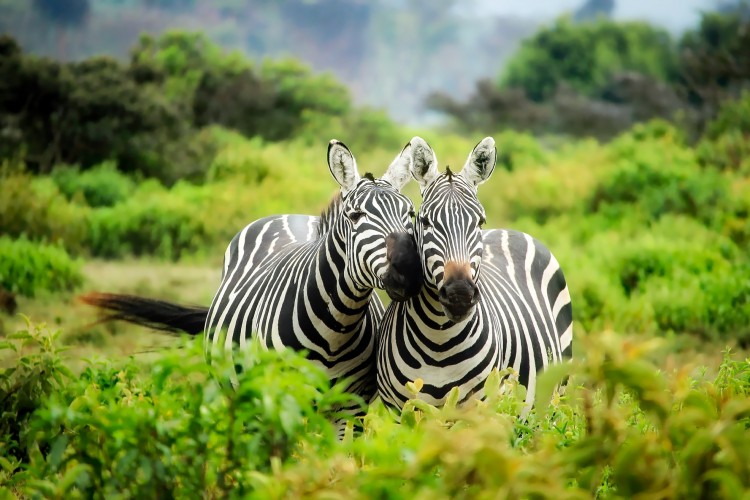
499,17,679,102
677,7,750,132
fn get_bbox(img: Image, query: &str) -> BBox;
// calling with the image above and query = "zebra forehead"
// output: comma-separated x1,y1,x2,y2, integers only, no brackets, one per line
423,173,473,198
422,177,481,212
349,180,410,204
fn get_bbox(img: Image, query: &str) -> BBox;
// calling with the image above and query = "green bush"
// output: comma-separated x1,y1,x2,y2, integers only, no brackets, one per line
0,169,89,253
696,92,750,174
644,264,750,345
0,237,84,297
613,233,733,297
86,182,213,260
51,161,136,207
2,326,353,497
0,322,73,467
589,127,729,224
206,136,271,184
2,325,749,497
296,107,405,153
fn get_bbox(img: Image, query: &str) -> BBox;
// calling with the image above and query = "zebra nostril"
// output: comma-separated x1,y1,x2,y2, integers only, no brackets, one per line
471,283,480,303
438,286,448,301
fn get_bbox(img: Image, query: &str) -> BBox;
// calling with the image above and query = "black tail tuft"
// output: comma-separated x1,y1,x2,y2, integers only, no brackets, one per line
78,292,208,335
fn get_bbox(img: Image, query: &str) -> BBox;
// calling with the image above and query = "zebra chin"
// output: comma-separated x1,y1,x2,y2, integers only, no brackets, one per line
441,305,476,323
438,278,480,323
381,269,422,302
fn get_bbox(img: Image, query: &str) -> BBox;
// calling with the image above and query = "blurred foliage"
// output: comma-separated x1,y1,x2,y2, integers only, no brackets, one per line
0,237,83,297
0,31,363,184
430,8,750,140
0,34,184,179
696,91,750,174
678,6,750,122
1,323,749,497
51,161,136,208
500,17,679,102
0,0,535,124
588,121,729,224
86,181,217,260
0,162,90,253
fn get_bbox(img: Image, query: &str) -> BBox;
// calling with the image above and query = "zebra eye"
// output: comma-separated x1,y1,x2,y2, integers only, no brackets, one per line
479,216,486,228
420,216,431,228
348,210,365,223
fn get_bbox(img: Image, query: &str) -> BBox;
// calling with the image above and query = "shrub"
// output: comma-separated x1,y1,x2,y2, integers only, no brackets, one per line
86,182,212,260
51,161,136,207
206,136,271,184
2,323,750,497
0,321,73,467
297,107,404,153
696,92,750,174
646,265,750,345
8,332,352,497
0,236,84,297
589,127,729,224
0,169,89,253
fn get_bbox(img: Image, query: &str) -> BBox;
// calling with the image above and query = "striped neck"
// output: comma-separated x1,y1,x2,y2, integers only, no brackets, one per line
302,217,374,333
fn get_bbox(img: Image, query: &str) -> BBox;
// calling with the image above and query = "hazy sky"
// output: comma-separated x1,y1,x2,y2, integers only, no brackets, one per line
481,0,717,32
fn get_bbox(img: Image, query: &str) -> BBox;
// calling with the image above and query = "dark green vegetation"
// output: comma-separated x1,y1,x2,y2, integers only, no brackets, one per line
1,7,749,498
1,322,748,497
0,32,397,182
0,238,83,298
0,0,538,123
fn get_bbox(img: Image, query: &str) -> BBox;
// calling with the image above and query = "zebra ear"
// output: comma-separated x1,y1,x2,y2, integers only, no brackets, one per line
408,136,439,192
380,140,412,191
460,137,496,188
328,139,361,196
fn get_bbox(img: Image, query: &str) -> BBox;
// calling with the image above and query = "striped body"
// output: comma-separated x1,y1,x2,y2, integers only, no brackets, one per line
205,210,382,400
204,140,420,410
378,228,573,408
377,137,573,410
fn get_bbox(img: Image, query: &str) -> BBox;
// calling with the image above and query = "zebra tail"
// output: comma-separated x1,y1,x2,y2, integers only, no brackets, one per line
78,292,208,335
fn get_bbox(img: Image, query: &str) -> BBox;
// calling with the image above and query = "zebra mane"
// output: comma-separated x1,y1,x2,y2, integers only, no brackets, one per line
445,165,454,181
316,192,343,238
363,172,375,181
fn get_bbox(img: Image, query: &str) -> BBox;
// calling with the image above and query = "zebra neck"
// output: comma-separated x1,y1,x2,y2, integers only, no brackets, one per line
304,231,373,329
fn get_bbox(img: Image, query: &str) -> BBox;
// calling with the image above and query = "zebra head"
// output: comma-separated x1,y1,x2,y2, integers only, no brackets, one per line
327,139,422,302
409,136,497,322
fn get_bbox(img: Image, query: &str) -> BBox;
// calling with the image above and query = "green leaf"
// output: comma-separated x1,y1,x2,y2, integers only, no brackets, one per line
536,362,575,418
444,386,460,410
47,435,69,469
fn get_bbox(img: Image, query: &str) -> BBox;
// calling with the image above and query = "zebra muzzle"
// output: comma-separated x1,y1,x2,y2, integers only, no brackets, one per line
382,232,423,302
439,262,480,322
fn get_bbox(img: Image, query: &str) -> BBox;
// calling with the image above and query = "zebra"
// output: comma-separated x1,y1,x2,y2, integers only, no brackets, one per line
82,139,423,421
376,136,573,411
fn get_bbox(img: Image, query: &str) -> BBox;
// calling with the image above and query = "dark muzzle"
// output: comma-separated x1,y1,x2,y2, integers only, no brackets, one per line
382,232,423,302
438,270,480,323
